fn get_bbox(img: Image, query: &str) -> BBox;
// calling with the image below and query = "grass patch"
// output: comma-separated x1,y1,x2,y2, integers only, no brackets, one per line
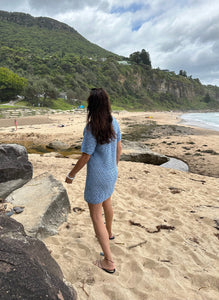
111,104,127,111
49,98,75,110
0,105,14,109
15,101,29,107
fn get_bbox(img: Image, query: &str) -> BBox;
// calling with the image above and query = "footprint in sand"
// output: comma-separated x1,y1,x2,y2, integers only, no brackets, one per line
73,243,92,259
116,231,133,241
116,210,132,220
143,257,171,278
155,266,171,278
111,244,126,257
119,259,144,289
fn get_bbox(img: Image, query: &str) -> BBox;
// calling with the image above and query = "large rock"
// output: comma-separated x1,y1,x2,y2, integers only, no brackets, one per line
6,172,71,239
0,144,33,199
121,140,169,165
0,215,77,300
46,140,69,151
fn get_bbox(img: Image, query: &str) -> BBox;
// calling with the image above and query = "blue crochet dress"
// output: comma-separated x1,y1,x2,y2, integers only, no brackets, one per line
81,117,121,204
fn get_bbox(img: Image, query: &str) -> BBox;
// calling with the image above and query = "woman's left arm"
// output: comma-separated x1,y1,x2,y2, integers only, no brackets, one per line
65,152,91,184
116,140,122,165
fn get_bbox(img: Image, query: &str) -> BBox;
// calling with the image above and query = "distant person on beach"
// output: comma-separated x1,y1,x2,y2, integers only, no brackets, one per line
65,88,122,274
14,119,17,130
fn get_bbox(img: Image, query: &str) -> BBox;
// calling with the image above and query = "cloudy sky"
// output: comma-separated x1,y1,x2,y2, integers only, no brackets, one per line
1,0,219,86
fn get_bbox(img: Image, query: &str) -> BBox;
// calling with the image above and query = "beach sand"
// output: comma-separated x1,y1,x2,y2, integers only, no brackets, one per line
1,111,219,299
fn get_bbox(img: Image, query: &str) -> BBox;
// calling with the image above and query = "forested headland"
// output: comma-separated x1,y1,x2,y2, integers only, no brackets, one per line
1,10,219,111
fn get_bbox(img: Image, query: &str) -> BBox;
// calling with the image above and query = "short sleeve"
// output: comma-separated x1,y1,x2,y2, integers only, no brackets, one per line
81,126,97,155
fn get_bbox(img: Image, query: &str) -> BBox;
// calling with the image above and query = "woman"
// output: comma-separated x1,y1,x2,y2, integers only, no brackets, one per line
65,88,122,274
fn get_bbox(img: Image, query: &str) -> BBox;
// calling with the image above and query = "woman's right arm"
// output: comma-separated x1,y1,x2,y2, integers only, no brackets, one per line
116,140,122,165
65,152,91,184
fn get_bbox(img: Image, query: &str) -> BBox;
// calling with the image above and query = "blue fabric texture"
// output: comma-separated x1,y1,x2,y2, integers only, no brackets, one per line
81,117,121,204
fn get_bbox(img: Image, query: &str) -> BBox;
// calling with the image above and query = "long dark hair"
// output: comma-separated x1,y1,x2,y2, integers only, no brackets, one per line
87,88,116,144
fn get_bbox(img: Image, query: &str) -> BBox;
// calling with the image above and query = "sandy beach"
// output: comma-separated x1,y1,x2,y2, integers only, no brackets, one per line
1,111,219,299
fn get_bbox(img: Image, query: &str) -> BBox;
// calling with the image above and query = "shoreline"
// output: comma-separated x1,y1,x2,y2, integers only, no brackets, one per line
179,112,219,132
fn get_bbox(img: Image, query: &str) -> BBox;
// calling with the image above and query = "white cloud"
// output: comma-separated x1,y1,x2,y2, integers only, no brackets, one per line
28,0,109,14
0,0,219,85
0,0,29,12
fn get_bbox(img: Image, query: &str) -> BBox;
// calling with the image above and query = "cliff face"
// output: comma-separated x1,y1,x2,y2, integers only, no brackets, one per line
142,71,219,102
127,69,206,100
120,67,219,109
148,78,197,99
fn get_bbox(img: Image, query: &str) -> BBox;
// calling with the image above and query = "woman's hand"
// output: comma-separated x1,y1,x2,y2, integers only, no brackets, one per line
65,177,73,184
65,172,75,184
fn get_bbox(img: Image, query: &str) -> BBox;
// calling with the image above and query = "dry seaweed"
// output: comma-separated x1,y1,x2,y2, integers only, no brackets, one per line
72,207,85,213
169,187,184,194
129,220,175,233
189,178,206,184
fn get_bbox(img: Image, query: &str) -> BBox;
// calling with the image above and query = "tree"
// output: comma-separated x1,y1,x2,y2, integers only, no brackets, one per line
0,67,27,101
24,78,43,105
140,49,151,67
24,77,58,106
203,93,211,103
66,89,75,102
179,70,187,77
129,51,141,64
43,80,58,105
129,49,152,68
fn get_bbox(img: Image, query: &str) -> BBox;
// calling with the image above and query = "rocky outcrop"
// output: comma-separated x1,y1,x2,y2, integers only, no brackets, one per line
46,140,69,151
121,140,169,165
6,172,71,239
0,144,33,199
147,76,197,100
0,215,77,300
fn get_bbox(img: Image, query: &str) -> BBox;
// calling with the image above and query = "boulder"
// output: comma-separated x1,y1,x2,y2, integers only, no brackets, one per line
0,215,77,300
0,144,33,199
121,140,169,165
6,172,71,239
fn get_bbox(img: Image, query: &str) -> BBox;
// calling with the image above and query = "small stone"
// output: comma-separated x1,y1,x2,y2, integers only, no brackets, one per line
13,206,24,214
5,210,14,217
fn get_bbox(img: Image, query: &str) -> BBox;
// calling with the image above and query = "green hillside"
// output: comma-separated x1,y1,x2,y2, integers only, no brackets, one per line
0,10,219,110
0,10,116,58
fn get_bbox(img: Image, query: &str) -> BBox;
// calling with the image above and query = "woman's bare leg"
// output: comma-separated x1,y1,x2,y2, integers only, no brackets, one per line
102,196,113,238
88,202,115,270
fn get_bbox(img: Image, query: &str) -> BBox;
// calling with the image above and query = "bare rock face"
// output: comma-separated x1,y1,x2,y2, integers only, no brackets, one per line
6,172,71,239
0,215,77,300
0,144,33,199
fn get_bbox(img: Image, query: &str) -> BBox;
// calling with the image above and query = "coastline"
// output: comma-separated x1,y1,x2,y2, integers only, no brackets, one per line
1,110,219,299
179,112,219,132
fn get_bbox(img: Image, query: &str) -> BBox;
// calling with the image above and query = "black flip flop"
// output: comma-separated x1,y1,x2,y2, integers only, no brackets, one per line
94,260,116,274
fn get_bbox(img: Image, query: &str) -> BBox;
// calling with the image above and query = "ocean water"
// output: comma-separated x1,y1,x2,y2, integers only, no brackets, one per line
180,112,219,131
